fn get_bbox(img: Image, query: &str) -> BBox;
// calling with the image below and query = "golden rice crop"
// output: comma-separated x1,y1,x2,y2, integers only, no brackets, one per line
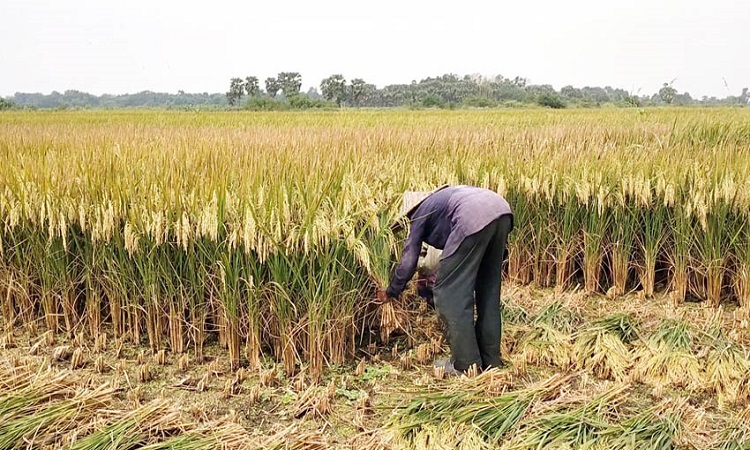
1,108,750,375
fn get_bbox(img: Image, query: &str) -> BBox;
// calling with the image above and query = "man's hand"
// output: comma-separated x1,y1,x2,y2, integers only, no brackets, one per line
416,274,435,300
375,288,392,305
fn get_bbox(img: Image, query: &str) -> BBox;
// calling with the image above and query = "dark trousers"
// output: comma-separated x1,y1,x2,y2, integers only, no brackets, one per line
433,215,512,371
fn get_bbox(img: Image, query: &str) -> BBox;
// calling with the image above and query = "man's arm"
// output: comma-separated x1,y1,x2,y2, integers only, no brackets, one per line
386,219,425,298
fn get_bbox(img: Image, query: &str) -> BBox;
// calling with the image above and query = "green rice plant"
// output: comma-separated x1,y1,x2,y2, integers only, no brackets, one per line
573,313,639,381
632,319,701,388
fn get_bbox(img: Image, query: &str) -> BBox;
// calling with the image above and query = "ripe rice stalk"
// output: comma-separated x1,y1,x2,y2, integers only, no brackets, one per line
256,424,328,450
0,382,115,449
0,368,77,419
264,255,301,377
731,213,750,308
532,301,582,334
213,256,245,370
390,373,568,446
635,207,667,298
3,109,750,372
85,281,102,338
531,207,556,288
70,347,86,369
711,408,750,450
632,319,701,389
168,297,185,354
553,190,582,291
515,323,573,370
667,204,692,304
507,384,629,450
68,399,181,450
609,200,637,297
573,313,639,381
704,337,750,408
582,199,610,293
140,421,253,450
1,270,15,329
600,401,684,450
692,196,737,307
506,189,534,285
291,384,334,420
398,424,487,450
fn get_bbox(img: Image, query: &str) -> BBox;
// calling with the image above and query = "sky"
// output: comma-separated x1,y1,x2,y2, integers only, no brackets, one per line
1,0,748,99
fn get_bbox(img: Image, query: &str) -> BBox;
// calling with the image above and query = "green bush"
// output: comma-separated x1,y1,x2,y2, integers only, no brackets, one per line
0,98,17,110
244,96,288,111
421,94,446,108
288,94,332,109
463,96,498,108
537,93,566,109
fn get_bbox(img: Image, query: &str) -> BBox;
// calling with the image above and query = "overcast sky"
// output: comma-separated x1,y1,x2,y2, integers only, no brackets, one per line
1,0,748,98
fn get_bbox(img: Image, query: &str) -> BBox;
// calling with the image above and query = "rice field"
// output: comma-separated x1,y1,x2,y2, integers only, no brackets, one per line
1,108,750,448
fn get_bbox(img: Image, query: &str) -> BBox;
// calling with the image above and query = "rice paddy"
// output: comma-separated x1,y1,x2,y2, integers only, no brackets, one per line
1,108,750,448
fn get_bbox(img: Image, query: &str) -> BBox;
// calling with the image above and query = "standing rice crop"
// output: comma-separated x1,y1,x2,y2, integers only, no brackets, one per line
2,108,750,373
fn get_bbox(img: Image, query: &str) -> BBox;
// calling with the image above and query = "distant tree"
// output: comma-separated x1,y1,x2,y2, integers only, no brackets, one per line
537,93,566,109
560,85,583,100
226,78,245,106
674,91,693,105
320,74,347,106
739,87,749,106
245,76,260,97
581,86,610,103
421,94,446,108
288,93,328,109
0,98,15,110
349,78,367,106
623,94,641,107
658,82,677,104
306,87,323,100
265,77,281,98
277,72,302,97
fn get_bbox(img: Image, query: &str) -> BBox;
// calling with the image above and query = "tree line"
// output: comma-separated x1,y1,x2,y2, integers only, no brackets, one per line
2,73,748,110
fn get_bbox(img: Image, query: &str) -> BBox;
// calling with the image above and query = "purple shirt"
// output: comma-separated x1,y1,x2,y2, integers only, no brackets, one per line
386,185,513,298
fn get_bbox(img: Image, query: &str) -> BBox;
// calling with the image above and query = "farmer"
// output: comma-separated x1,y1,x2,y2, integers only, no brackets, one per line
385,185,513,375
